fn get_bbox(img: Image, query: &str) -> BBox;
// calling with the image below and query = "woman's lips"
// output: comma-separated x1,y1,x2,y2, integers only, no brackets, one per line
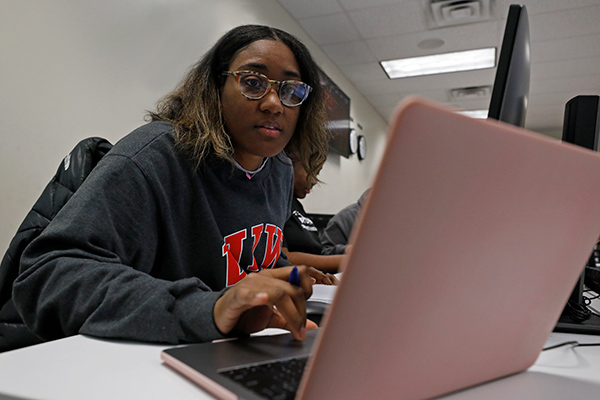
256,122,282,137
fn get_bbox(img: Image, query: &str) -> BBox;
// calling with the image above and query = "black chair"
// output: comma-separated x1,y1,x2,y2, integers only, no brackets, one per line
0,137,112,352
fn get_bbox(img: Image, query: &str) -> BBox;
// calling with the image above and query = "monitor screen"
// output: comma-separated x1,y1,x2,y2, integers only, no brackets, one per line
487,4,530,127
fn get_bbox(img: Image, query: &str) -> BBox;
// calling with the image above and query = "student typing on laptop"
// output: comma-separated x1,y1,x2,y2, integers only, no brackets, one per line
12,25,335,346
163,97,600,400
282,155,347,274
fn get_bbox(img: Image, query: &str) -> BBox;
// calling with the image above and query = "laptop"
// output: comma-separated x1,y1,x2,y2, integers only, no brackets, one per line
161,97,600,400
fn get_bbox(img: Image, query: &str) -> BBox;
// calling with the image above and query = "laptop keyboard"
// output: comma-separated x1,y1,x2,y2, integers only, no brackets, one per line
219,356,309,400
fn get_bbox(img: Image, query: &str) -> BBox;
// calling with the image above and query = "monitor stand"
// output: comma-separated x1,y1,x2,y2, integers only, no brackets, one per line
554,314,600,335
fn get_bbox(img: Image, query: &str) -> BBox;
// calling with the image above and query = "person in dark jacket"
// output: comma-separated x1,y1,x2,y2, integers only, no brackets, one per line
282,157,346,273
12,25,335,346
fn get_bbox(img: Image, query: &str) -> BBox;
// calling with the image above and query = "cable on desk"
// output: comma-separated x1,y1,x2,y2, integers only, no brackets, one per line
565,300,592,322
543,341,600,351
563,289,600,323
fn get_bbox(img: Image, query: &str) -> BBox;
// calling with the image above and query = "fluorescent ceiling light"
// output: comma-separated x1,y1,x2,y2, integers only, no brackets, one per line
381,48,496,79
456,109,489,119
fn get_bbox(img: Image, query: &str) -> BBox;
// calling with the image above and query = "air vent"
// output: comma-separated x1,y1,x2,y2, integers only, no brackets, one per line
449,85,491,101
428,0,493,28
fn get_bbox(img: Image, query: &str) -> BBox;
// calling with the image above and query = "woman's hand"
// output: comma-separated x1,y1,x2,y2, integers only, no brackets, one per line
307,266,340,285
213,266,314,340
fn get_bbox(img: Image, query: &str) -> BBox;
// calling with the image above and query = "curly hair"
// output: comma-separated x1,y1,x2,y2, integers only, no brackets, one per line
147,25,329,184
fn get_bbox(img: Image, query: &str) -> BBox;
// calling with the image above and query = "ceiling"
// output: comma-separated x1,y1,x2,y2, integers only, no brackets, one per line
276,0,600,137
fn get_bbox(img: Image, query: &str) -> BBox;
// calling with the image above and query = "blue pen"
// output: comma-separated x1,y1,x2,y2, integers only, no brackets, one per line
287,266,300,286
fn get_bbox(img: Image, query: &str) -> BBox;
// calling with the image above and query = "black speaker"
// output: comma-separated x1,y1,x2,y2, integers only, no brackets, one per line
562,95,600,150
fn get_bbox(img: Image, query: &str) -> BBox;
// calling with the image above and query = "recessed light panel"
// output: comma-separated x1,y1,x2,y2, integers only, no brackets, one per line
456,109,489,119
381,47,496,79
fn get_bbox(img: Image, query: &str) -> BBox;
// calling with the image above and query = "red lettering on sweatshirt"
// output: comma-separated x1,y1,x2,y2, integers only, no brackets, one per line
222,224,284,287
261,224,283,269
222,230,247,286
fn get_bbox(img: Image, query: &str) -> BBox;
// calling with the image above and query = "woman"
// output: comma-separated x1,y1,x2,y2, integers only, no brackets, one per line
282,158,346,273
13,25,332,345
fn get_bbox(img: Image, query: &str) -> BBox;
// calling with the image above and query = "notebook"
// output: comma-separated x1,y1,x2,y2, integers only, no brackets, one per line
161,97,600,400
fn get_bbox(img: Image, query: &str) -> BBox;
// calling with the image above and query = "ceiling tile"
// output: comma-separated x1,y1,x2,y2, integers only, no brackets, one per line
322,41,378,65
347,1,427,39
366,20,500,61
530,4,600,42
495,0,600,15
533,34,600,63
298,12,362,44
533,56,600,80
387,68,496,92
364,92,406,108
338,0,420,12
277,0,343,19
530,75,600,96
340,62,390,81
350,75,403,96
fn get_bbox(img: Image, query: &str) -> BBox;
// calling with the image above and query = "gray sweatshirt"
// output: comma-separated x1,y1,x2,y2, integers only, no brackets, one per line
14,121,293,344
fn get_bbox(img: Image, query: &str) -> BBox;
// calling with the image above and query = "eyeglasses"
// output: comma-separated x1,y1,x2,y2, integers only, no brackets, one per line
222,70,312,107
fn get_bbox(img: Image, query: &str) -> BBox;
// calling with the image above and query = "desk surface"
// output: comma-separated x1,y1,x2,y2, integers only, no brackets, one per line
0,330,599,400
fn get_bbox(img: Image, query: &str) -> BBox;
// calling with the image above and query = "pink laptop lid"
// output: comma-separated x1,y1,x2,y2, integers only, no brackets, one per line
298,97,600,399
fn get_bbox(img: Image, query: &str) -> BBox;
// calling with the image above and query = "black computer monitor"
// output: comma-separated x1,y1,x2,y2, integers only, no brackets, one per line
487,4,530,127
554,95,600,335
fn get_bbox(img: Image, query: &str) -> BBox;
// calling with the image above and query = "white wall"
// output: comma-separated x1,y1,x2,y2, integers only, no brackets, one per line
0,0,388,252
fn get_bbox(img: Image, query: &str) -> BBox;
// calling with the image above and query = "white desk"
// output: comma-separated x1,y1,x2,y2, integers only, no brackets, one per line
0,330,599,400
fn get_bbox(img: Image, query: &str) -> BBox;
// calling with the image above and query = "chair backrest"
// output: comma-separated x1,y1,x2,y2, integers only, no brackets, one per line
0,137,113,319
